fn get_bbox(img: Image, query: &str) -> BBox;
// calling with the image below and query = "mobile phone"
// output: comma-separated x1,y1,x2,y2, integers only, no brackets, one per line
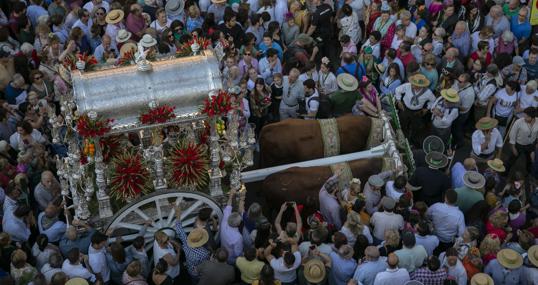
309,245,316,250
286,202,294,207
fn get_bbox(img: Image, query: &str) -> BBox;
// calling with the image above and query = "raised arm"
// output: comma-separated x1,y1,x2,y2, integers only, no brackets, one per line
293,203,303,234
274,202,287,235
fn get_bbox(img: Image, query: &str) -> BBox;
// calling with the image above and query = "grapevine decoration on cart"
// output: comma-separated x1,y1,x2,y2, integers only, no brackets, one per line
108,149,152,200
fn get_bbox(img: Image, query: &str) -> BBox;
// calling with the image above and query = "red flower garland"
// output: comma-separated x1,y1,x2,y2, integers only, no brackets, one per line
168,140,209,187
76,113,113,138
176,35,212,57
117,50,136,66
139,104,176,125
201,90,233,118
109,150,151,200
63,53,98,70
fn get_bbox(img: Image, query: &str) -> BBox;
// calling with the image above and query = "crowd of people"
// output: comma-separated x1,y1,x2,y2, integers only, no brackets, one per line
1,0,538,284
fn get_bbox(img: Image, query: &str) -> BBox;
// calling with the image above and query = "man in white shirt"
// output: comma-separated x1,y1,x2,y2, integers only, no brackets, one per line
394,232,428,273
426,189,465,255
395,10,417,39
258,48,282,85
303,79,320,119
507,107,538,172
83,0,110,15
370,197,404,244
38,204,66,243
319,174,343,229
452,73,475,148
88,232,110,283
72,9,93,36
41,253,63,283
431,88,460,145
373,253,410,285
516,80,538,118
473,64,500,120
471,116,503,160
265,239,302,284
439,248,468,285
62,248,97,282
93,34,117,62
385,175,407,201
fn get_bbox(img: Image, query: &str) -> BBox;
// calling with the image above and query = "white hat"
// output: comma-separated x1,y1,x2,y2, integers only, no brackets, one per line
165,0,185,16
139,34,157,48
116,29,132,43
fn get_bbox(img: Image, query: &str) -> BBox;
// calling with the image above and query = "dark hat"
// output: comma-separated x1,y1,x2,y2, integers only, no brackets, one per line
423,135,444,154
425,151,448,169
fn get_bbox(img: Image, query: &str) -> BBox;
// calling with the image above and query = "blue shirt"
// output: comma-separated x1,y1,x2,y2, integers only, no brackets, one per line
26,5,49,27
484,259,523,285
329,251,357,285
353,259,388,285
524,59,538,80
3,84,24,105
175,220,211,277
337,62,366,80
451,162,466,189
511,16,531,41
258,42,283,61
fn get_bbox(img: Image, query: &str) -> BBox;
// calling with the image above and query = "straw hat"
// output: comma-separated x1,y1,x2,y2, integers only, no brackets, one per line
120,42,137,57
470,273,494,285
337,73,359,91
140,34,157,48
497,249,523,269
440,88,460,103
487,158,505,172
528,245,538,267
425,151,448,169
187,228,209,248
211,0,226,3
374,63,385,75
303,259,326,283
463,171,485,190
116,29,132,43
65,278,89,285
105,9,124,24
165,0,185,16
409,73,430,88
475,117,498,130
423,135,444,154
338,244,354,259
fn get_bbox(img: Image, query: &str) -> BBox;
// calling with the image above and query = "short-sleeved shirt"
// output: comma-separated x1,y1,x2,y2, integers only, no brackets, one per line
270,251,302,283
311,4,333,40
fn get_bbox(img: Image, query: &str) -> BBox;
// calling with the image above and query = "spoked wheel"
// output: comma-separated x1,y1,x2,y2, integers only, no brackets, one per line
104,190,223,251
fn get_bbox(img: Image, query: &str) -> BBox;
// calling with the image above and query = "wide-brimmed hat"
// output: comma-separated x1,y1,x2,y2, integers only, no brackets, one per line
66,278,89,285
470,273,494,285
338,244,354,259
487,158,505,172
497,249,523,269
106,9,124,24
337,73,359,91
425,151,448,169
475,117,498,130
423,135,444,154
120,42,137,57
116,29,132,43
187,228,209,248
409,73,430,88
166,0,185,16
441,88,460,103
303,259,326,283
463,171,485,189
368,174,384,187
513,56,525,67
211,0,226,3
374,63,385,75
140,34,157,47
528,245,538,267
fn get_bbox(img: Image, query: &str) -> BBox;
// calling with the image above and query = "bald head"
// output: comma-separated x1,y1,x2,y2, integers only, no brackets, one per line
387,253,399,268
463,158,476,170
365,246,380,260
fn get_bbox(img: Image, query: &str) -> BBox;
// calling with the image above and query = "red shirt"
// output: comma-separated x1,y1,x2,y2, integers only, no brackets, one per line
397,50,416,68
470,51,492,66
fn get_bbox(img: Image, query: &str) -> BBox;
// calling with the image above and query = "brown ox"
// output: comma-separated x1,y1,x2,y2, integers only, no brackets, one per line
259,116,374,168
261,158,384,217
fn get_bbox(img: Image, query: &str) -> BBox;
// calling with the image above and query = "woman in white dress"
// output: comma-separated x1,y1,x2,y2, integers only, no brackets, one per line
153,231,180,280
339,4,361,45
340,211,373,245
318,57,338,96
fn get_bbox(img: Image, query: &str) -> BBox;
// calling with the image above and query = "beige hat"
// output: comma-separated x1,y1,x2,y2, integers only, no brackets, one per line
120,42,137,57
463,171,485,190
65,278,89,285
106,9,124,24
140,34,157,48
475,117,498,130
338,244,354,259
487,158,505,172
165,0,185,16
116,29,132,43
470,273,494,285
409,73,430,88
211,0,226,3
497,249,523,269
374,63,385,75
528,245,538,267
440,88,460,103
187,228,209,248
0,140,8,153
303,259,326,283
337,73,359,91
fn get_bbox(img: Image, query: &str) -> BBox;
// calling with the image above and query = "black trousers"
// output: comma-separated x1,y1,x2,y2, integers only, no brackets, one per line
452,111,470,149
400,107,427,147
506,143,536,173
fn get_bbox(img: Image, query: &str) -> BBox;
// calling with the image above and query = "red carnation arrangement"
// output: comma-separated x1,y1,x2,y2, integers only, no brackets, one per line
109,150,152,201
139,104,176,125
76,113,113,138
176,35,212,57
201,89,233,118
117,50,136,66
63,53,98,71
168,140,209,188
